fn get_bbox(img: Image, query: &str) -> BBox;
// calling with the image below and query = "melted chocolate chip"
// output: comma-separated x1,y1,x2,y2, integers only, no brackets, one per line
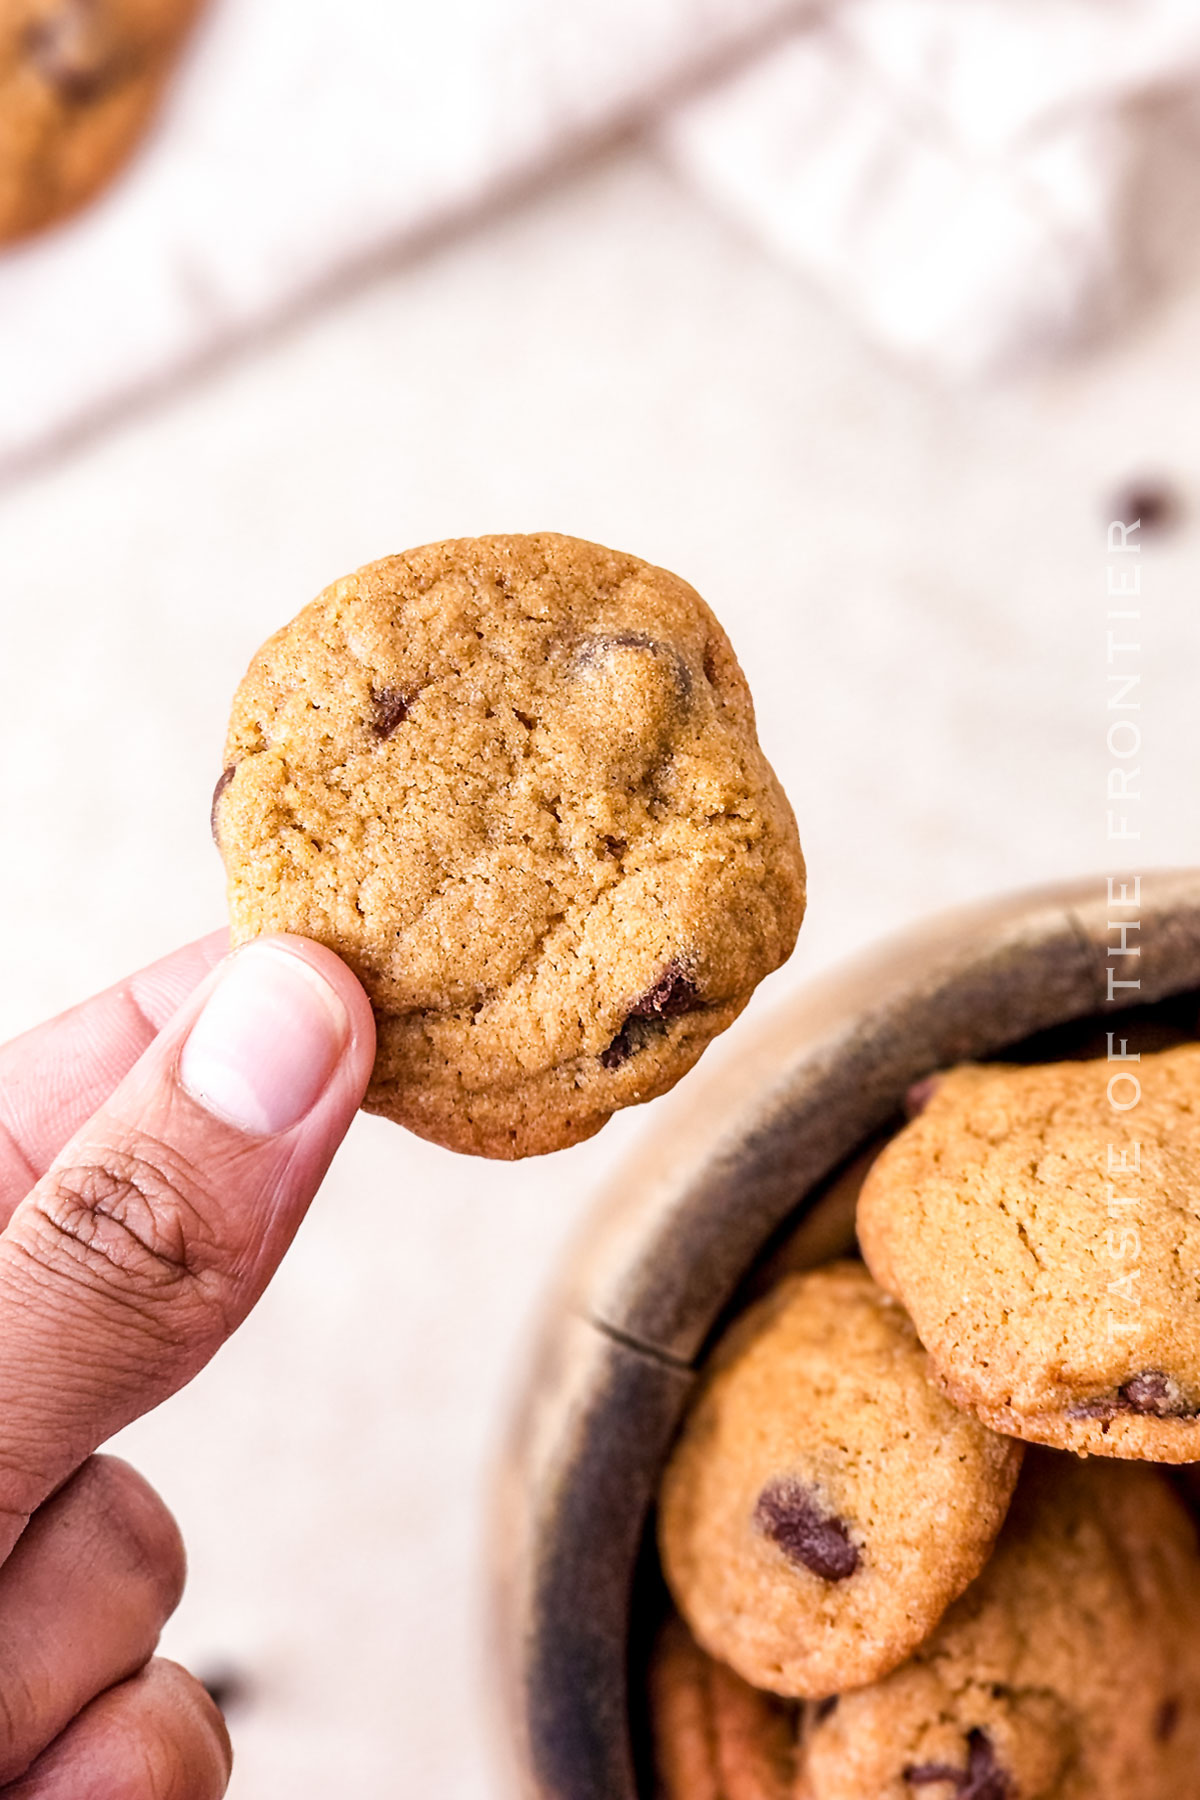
371,686,417,739
630,966,700,1019
599,964,702,1069
905,1729,1010,1799
574,631,692,701
25,1,115,103
1068,1371,1197,1423
1156,1697,1181,1743
754,1479,859,1582
599,1016,648,1071
1120,1371,1193,1417
210,765,236,845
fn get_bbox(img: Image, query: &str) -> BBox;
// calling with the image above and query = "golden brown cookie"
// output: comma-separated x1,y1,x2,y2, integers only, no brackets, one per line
794,1453,1200,1800
649,1614,799,1800
857,1047,1200,1459
0,0,204,243
216,533,806,1158
657,1263,1022,1699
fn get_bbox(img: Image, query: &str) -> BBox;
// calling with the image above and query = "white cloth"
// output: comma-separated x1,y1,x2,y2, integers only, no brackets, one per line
2,0,1200,469
663,0,1200,378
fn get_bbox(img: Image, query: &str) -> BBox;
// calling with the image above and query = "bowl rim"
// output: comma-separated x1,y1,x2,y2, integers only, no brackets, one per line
490,869,1200,1800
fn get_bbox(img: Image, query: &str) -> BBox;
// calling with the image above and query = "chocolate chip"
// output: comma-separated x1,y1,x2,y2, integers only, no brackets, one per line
1068,1371,1196,1423
599,964,702,1069
1107,480,1182,536
371,686,417,739
600,1022,634,1070
574,631,692,701
629,965,700,1020
1120,1370,1193,1417
1156,1697,1181,1742
25,1,116,103
210,765,236,845
754,1479,859,1582
905,1729,1009,1798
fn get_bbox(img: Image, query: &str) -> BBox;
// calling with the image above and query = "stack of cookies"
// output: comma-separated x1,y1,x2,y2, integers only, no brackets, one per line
653,1045,1200,1798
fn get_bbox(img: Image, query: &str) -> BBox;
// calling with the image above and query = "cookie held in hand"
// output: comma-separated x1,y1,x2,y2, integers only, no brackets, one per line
0,0,205,243
857,1047,1200,1459
657,1263,1022,1699
216,534,806,1158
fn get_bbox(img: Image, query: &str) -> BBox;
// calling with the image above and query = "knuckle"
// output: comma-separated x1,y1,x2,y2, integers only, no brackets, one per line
23,1135,233,1332
70,1456,187,1616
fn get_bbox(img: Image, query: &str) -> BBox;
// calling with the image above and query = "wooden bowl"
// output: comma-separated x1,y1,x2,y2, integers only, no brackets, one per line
491,871,1200,1799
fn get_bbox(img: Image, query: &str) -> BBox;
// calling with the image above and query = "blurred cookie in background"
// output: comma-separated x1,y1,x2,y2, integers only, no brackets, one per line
649,1614,798,1800
0,0,205,243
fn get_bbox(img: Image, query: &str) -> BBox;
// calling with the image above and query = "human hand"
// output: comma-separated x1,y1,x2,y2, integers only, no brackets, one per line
0,932,376,1796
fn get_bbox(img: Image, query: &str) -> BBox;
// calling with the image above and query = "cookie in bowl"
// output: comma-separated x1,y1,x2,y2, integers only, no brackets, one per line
795,1453,1200,1800
649,1613,798,1800
657,1262,1022,1699
215,533,806,1157
857,1046,1200,1459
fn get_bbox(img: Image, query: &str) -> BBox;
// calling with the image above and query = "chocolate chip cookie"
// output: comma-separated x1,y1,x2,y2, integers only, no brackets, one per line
216,533,806,1158
857,1046,1200,1459
0,0,204,242
794,1453,1200,1799
649,1614,798,1800
657,1263,1022,1699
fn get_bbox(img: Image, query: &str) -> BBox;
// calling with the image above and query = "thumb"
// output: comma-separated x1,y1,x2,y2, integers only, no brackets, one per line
0,935,375,1549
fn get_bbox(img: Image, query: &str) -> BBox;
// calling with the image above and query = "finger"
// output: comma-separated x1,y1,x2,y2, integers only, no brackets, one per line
0,935,375,1553
0,934,229,1222
0,1456,185,1785
1,1659,230,1800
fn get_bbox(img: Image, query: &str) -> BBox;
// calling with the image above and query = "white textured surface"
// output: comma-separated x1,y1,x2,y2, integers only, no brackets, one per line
8,0,1200,466
0,0,802,468
2,143,1200,1796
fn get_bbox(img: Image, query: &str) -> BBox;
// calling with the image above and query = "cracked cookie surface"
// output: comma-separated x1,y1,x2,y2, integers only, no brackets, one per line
217,533,805,1157
657,1263,1022,1699
857,1047,1200,1459
0,0,204,242
794,1453,1200,1799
